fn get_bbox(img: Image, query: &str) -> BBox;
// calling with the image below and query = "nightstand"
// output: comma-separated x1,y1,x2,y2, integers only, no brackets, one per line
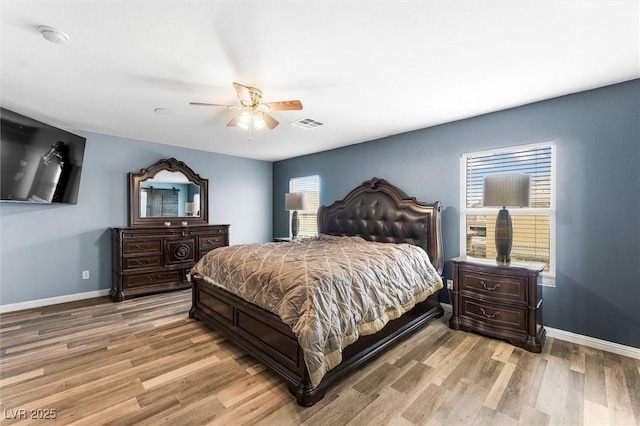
448,256,546,352
273,237,292,242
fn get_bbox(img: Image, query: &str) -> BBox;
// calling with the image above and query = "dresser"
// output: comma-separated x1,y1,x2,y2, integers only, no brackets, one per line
110,224,229,301
448,256,546,352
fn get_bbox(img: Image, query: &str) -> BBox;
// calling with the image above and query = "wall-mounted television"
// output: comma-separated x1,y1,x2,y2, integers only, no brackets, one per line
1,108,86,204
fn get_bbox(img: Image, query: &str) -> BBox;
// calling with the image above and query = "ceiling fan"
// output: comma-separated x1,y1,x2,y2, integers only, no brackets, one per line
190,82,303,131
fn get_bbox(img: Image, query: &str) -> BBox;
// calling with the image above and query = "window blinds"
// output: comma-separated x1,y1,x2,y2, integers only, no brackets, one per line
464,143,554,270
466,145,552,210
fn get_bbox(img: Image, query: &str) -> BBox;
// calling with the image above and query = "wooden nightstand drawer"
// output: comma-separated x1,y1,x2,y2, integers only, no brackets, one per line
459,269,527,303
460,296,527,332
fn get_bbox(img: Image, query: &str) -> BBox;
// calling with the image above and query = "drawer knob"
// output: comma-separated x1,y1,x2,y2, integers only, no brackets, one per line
480,307,500,319
480,280,501,291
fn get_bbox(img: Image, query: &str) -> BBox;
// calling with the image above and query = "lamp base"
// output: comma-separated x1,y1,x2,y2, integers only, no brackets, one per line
495,208,512,265
291,210,299,239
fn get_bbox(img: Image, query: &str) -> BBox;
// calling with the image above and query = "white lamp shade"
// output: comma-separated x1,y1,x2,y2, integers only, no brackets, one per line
285,192,307,211
483,174,531,208
185,202,196,213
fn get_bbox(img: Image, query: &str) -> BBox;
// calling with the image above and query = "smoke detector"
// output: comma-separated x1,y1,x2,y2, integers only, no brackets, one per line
38,26,69,44
154,108,178,117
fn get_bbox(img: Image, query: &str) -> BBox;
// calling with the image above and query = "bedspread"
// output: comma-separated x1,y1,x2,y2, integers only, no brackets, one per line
189,234,443,387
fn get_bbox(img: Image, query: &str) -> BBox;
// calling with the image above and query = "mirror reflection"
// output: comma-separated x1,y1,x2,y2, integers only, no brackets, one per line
139,170,200,218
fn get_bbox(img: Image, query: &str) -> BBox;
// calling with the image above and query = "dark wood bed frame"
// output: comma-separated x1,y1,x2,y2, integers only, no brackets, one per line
189,177,444,406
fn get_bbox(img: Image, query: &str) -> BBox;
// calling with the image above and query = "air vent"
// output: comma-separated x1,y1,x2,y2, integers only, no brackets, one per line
291,117,324,130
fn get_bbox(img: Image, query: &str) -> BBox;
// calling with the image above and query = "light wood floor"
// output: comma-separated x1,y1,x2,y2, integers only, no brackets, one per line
1,290,638,426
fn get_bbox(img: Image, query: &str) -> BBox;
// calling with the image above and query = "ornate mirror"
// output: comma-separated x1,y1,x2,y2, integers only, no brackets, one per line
128,158,208,227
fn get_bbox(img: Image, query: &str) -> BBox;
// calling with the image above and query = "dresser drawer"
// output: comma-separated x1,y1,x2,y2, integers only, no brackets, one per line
123,255,162,270
460,296,527,332
124,270,182,288
199,235,225,252
164,238,196,265
459,268,527,303
123,239,162,255
203,227,228,235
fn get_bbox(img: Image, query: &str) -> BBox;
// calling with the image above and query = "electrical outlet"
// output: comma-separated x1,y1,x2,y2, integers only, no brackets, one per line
82,270,90,280
447,279,453,290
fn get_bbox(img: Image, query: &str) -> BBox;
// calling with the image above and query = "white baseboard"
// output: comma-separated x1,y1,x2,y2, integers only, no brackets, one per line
545,327,640,360
0,289,110,314
440,302,639,360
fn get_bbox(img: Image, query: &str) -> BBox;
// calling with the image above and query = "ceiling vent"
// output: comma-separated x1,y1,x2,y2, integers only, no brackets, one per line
291,117,324,130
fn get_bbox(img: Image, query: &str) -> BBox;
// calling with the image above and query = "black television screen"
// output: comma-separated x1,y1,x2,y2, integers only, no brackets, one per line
1,108,86,204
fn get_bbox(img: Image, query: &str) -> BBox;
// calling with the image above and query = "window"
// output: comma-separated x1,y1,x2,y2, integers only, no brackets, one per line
289,175,320,238
461,142,556,284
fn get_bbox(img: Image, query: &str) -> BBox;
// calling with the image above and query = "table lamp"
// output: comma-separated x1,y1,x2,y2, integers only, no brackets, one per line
483,174,531,264
285,192,308,239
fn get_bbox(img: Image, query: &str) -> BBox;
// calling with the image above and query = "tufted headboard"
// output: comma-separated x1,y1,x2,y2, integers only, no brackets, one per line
317,177,443,275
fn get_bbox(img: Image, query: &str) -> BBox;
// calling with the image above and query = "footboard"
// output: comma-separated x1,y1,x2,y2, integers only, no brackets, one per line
190,277,444,406
190,277,307,392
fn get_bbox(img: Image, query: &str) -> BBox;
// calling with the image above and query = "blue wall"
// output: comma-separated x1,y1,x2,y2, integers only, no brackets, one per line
273,80,640,349
0,133,272,305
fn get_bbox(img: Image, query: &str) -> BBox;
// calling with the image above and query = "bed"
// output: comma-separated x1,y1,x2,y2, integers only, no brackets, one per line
188,177,445,406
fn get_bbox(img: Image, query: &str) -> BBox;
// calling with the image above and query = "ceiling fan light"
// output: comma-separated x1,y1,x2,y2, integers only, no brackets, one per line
238,111,251,127
253,115,266,129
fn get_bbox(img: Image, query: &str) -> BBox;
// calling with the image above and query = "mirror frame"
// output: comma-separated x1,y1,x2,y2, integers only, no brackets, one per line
128,157,209,227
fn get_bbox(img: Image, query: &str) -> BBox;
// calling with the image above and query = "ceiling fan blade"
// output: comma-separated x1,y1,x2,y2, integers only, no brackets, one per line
190,102,240,109
232,82,252,105
263,100,303,111
262,112,279,129
227,115,241,127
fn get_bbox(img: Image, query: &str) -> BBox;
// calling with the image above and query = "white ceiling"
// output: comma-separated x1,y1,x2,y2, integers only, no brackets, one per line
2,1,638,162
